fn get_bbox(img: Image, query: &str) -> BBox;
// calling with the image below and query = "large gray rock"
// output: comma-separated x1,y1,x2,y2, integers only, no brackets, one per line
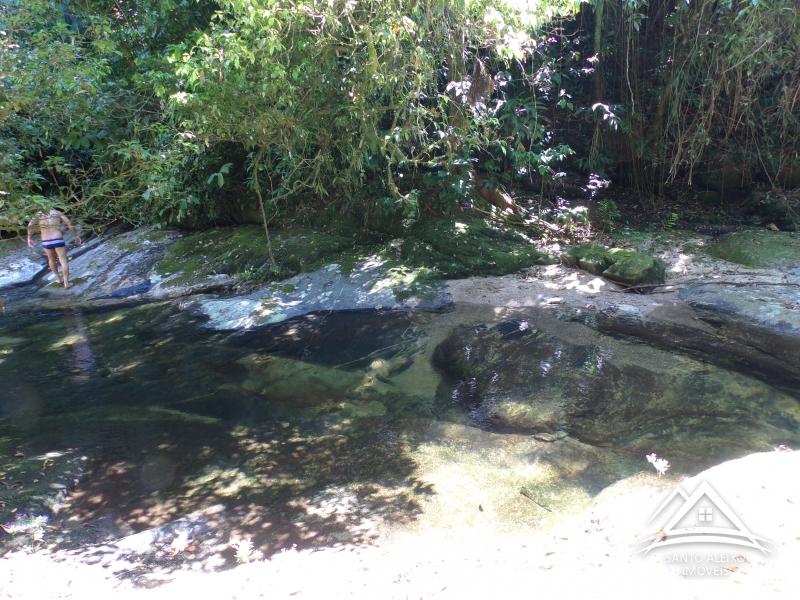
2,229,451,326
0,240,43,288
591,297,800,396
41,228,179,299
0,229,187,313
188,257,451,330
678,283,800,377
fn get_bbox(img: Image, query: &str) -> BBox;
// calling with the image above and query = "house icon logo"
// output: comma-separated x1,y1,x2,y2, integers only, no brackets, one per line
640,479,770,554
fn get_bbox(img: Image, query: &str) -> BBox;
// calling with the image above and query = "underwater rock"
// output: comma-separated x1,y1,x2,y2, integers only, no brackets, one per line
433,320,800,460
238,354,384,406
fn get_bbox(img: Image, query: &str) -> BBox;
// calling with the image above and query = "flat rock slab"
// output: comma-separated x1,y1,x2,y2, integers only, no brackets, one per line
47,229,178,299
1,229,180,313
0,256,42,288
679,283,800,375
0,241,44,288
190,257,452,330
680,283,800,335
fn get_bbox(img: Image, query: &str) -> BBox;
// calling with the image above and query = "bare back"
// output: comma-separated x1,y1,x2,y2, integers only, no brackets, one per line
36,210,65,241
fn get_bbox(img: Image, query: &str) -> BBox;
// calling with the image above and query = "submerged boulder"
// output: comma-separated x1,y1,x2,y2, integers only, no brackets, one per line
432,318,800,465
238,354,384,407
235,353,431,420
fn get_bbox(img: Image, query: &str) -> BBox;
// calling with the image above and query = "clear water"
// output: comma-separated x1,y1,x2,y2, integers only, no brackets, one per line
1,303,798,566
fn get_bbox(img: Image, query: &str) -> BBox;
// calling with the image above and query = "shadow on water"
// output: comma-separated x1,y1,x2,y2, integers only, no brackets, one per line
0,304,435,581
2,301,798,586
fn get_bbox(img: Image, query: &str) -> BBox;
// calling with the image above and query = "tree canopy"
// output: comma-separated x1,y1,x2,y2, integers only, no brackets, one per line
1,0,797,233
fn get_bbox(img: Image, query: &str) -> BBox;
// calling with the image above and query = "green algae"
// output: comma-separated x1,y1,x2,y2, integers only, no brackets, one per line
400,218,557,278
706,230,800,268
155,226,362,285
154,218,556,292
563,242,665,286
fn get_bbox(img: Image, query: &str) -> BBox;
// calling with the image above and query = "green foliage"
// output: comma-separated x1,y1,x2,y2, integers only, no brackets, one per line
165,0,582,220
662,212,679,231
4,0,794,234
596,198,621,230
0,0,221,231
0,0,587,231
589,0,800,191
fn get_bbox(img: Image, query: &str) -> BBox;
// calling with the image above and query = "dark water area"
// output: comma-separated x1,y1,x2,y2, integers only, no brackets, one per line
1,302,798,568
0,304,450,564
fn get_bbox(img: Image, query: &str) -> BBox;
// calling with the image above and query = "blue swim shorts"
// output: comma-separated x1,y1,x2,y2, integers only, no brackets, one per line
42,239,66,249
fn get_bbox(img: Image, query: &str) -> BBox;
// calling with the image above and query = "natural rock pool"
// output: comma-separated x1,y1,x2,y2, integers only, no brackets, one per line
2,300,798,573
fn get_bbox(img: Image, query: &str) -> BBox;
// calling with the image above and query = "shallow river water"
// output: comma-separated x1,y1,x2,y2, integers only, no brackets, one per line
1,302,798,567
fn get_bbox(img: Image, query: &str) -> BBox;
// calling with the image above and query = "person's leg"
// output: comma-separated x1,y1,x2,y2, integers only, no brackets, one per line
43,248,63,284
54,246,70,288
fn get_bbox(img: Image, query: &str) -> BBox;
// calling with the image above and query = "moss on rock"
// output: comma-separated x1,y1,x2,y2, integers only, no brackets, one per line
155,218,559,291
563,243,615,275
400,218,557,278
706,230,800,268
603,253,666,287
564,242,665,287
155,226,360,285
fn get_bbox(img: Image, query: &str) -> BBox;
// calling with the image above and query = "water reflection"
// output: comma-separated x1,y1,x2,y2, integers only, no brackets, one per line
61,313,98,383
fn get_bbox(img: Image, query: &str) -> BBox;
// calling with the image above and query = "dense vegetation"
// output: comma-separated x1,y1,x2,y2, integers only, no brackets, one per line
1,0,797,235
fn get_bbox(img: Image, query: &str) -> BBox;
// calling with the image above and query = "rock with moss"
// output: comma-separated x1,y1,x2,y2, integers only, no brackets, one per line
237,354,428,420
562,243,615,275
401,218,557,278
706,230,800,268
151,226,361,295
563,243,665,287
602,252,666,287
239,354,383,407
